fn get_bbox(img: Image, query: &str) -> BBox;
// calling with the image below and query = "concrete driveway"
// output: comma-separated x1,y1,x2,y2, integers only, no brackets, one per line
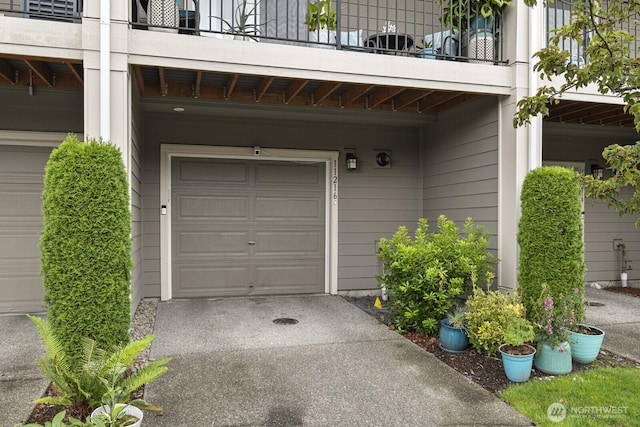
143,295,530,426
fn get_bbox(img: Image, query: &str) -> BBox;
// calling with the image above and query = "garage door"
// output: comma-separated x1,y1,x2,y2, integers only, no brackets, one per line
0,145,52,313
171,157,326,297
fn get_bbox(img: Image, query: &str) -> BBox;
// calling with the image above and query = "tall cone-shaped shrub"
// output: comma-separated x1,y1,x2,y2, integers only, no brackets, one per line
517,166,586,323
40,134,131,365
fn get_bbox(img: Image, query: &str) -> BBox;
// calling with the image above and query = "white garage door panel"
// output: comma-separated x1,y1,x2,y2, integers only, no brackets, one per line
172,157,325,298
0,145,52,313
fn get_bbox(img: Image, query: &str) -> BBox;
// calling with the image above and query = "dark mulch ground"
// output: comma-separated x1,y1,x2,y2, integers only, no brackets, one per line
344,295,640,395
605,285,640,298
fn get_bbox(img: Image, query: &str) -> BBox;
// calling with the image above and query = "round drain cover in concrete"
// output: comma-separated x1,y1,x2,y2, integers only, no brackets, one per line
273,318,299,325
589,302,605,307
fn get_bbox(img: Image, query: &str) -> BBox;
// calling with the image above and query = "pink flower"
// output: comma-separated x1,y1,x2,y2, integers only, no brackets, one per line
558,347,564,353
544,297,554,310
573,288,580,293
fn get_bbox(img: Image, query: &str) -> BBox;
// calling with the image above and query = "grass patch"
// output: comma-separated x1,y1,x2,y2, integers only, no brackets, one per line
501,368,640,426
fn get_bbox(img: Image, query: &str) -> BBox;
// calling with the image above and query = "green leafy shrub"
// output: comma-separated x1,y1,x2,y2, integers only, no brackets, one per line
40,135,132,364
377,215,495,335
517,166,586,327
27,314,169,416
464,286,531,355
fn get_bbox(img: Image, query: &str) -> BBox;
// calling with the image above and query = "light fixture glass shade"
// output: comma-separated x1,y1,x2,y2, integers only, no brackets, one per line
346,155,357,170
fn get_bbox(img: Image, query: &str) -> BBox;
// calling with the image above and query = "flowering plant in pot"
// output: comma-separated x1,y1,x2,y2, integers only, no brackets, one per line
528,284,583,375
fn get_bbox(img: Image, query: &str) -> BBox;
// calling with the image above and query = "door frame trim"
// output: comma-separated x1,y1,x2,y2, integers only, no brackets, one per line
160,144,339,300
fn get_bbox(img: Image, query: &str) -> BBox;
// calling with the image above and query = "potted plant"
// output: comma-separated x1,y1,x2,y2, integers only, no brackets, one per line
418,41,437,59
90,388,147,427
439,0,510,33
568,323,605,364
439,306,469,353
498,318,536,382
220,0,264,41
26,315,169,421
529,285,577,375
305,0,336,45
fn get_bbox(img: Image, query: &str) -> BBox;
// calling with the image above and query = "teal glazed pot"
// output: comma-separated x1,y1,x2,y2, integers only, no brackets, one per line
499,344,536,382
568,325,605,364
534,341,572,375
439,318,469,354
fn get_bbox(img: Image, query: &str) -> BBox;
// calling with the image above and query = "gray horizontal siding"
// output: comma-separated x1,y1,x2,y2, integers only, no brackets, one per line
130,92,144,309
422,97,500,247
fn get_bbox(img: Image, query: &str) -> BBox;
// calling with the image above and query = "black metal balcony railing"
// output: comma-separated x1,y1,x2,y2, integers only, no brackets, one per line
0,0,505,63
134,0,506,64
0,0,82,22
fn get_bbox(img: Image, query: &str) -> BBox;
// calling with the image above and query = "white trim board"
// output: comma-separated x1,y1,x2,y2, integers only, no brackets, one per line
159,144,339,300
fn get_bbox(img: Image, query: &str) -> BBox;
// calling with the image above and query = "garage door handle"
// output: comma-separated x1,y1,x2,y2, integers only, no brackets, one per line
248,241,256,245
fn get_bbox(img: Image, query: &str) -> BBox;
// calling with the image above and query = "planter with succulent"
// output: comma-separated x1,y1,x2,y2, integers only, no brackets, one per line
439,306,469,353
305,0,336,46
219,0,264,41
418,41,437,59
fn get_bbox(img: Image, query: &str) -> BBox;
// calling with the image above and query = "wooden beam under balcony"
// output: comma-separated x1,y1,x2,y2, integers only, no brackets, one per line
133,65,145,95
24,60,53,87
194,71,202,98
313,81,342,105
284,80,308,104
255,76,274,102
66,63,83,85
341,84,374,106
159,67,168,96
0,59,14,84
394,90,433,110
368,87,405,109
226,74,239,99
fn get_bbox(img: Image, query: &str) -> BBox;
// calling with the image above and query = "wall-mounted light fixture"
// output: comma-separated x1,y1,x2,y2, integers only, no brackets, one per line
590,164,604,179
374,150,391,168
346,152,358,170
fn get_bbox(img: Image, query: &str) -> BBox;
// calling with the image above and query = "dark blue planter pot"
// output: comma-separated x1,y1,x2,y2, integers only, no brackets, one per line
499,344,536,382
534,341,572,375
439,318,469,354
568,325,605,364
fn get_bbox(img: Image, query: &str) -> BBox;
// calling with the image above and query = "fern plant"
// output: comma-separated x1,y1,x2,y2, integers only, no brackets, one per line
27,315,169,414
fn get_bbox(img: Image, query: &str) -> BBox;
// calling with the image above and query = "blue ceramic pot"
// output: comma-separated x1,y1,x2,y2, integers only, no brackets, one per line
568,325,605,364
439,318,469,354
499,344,536,382
534,341,572,375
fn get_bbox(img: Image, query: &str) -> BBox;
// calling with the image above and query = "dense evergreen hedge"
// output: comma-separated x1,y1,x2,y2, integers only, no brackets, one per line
517,166,586,322
40,135,131,364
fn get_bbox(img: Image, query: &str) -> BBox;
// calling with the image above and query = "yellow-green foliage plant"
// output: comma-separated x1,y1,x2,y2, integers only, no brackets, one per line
464,285,530,355
517,166,586,326
377,215,495,335
40,135,132,365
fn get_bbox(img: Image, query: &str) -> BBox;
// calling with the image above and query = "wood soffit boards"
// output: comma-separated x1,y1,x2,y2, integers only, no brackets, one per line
0,53,635,125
